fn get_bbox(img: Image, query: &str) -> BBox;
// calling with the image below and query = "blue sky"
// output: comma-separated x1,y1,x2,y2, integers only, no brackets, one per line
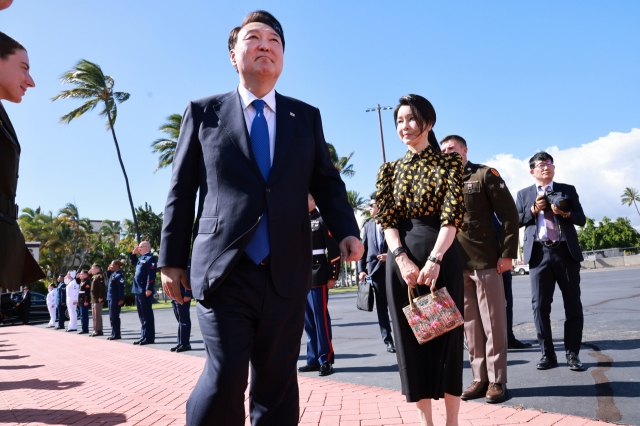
3,1,640,227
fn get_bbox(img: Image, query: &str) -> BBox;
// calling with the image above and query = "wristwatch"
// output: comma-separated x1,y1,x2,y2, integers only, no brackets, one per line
427,255,442,265
392,247,408,258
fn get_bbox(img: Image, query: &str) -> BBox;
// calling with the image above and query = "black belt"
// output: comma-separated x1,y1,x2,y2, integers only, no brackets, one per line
536,241,566,249
0,196,17,219
240,253,271,266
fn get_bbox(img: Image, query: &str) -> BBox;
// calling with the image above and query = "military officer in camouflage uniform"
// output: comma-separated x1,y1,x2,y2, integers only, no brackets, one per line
441,135,519,404
298,194,341,377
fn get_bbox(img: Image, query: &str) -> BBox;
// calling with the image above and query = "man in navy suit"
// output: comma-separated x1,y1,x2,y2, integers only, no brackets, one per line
357,196,395,353
515,151,586,372
158,11,362,426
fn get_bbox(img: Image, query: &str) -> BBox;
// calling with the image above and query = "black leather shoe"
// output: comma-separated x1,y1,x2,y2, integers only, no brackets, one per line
133,339,142,345
508,339,532,349
298,364,321,372
66,329,77,332
93,331,104,336
536,355,558,370
386,342,396,353
53,327,62,330
176,344,192,353
170,345,180,352
138,340,154,346
319,362,334,376
107,336,121,340
78,331,88,335
566,353,584,371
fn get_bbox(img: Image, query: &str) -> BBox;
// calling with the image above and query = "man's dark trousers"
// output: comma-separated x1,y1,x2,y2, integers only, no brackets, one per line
80,304,89,332
109,301,121,337
370,267,392,344
135,294,155,342
502,270,515,342
57,305,66,328
172,299,191,346
304,285,333,366
530,242,583,356
186,256,307,426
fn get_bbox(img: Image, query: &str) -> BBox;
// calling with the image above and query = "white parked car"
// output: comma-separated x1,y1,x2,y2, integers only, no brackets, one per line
513,264,529,275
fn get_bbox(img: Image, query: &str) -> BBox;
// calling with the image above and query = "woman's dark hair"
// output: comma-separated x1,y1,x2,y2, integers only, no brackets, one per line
394,94,439,152
228,10,285,52
0,31,26,60
529,151,554,169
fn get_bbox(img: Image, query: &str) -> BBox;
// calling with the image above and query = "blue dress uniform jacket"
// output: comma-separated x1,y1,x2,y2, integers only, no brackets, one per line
304,208,340,367
129,253,157,294
55,282,66,328
106,270,125,302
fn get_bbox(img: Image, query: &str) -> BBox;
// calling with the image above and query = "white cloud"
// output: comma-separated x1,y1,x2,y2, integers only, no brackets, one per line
484,128,640,227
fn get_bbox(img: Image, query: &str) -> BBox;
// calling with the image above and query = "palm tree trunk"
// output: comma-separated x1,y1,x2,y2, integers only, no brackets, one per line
106,107,140,243
634,200,640,217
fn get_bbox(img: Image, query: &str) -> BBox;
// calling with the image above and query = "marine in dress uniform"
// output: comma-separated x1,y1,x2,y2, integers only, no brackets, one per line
441,136,519,404
65,271,80,332
78,271,91,334
55,276,67,330
129,241,157,345
106,261,126,340
46,284,57,327
298,195,341,377
171,280,193,353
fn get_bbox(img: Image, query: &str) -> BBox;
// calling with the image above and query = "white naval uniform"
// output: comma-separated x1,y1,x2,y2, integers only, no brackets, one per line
66,280,79,330
46,288,57,327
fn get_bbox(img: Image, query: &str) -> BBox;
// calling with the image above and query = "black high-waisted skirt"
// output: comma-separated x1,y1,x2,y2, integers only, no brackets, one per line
386,217,464,402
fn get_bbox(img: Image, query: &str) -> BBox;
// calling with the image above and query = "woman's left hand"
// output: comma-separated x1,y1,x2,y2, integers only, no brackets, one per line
417,260,440,292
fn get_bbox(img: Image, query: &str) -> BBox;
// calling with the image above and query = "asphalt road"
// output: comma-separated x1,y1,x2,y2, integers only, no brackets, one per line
32,266,640,425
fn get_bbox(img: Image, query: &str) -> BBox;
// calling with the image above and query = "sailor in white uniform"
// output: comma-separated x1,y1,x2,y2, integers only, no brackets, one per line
65,271,79,331
46,284,57,328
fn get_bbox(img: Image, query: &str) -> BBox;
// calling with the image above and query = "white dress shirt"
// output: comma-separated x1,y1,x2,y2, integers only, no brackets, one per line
237,84,276,166
534,181,565,242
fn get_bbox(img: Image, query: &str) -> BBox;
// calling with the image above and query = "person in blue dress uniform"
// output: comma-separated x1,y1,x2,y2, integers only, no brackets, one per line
171,275,193,353
298,194,341,376
106,260,126,340
54,274,66,330
129,241,157,345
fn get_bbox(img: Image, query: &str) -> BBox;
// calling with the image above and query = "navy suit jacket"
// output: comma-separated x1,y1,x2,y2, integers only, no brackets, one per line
159,90,359,300
358,219,388,277
516,182,586,264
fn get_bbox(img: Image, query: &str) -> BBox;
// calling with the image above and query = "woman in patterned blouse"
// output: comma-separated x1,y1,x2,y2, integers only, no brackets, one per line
375,94,465,426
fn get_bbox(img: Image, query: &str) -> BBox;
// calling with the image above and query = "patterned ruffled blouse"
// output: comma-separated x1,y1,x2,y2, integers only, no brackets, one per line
374,145,465,231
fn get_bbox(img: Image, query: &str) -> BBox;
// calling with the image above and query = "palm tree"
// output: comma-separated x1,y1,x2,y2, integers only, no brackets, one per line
99,219,123,245
151,113,182,172
52,59,140,243
621,187,640,217
347,190,368,213
327,142,355,178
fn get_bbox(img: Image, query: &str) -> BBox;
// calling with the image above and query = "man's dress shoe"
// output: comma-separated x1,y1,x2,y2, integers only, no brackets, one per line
485,383,507,403
318,362,334,376
536,355,558,370
508,339,532,349
107,336,121,341
176,344,192,353
77,331,88,335
386,342,396,353
170,345,180,352
133,339,142,345
298,364,321,372
566,353,584,371
461,381,489,400
66,329,77,332
138,340,154,346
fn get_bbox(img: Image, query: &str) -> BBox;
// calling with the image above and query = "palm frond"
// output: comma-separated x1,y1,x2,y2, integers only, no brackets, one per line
114,91,130,103
59,98,100,124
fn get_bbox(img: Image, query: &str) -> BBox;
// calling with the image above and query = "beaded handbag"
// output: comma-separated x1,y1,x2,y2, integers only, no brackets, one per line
402,286,464,344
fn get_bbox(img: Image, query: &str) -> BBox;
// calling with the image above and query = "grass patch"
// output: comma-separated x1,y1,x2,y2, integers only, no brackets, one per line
113,299,197,313
329,285,358,294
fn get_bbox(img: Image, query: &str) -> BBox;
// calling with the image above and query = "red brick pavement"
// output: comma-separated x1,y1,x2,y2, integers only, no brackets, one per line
0,327,600,425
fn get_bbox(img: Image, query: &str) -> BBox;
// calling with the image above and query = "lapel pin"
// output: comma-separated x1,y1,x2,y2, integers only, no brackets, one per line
290,112,295,117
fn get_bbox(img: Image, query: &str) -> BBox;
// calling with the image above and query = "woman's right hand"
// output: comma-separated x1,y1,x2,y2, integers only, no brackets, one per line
396,254,420,288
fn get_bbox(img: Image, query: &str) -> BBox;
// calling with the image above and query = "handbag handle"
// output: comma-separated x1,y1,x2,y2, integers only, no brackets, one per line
407,285,436,310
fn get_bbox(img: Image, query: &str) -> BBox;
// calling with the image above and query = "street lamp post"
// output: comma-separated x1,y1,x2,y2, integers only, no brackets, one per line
366,104,393,163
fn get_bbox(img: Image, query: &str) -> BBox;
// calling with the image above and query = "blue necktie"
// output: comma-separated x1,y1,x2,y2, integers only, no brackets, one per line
245,99,271,264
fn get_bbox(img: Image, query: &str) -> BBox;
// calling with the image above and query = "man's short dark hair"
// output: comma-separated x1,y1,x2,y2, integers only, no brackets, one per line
92,263,101,269
0,31,26,60
369,192,377,202
393,94,436,135
529,151,554,169
440,135,467,148
228,10,285,52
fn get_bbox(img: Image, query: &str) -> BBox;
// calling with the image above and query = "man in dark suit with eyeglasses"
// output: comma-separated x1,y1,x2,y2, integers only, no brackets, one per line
516,151,586,372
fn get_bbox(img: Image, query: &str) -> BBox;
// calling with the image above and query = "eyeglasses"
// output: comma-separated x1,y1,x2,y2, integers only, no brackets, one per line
533,161,554,169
